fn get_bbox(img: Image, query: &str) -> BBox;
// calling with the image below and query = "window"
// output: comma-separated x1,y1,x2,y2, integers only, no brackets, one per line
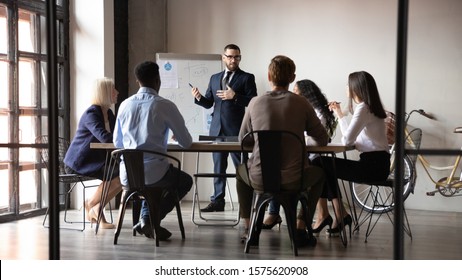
0,0,69,220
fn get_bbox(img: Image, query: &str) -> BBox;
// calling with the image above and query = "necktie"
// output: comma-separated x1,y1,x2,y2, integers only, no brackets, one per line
222,71,232,90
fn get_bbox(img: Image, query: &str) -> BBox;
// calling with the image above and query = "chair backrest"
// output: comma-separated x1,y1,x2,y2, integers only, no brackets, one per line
111,149,146,190
385,111,396,145
241,130,305,192
36,135,69,175
111,149,181,190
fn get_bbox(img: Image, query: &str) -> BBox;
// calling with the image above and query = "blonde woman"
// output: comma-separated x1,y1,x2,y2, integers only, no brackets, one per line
64,78,123,229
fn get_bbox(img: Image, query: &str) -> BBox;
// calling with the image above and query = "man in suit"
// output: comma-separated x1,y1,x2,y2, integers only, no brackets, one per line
191,44,257,212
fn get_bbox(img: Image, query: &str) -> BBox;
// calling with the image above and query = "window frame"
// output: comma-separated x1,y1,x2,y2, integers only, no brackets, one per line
0,0,69,222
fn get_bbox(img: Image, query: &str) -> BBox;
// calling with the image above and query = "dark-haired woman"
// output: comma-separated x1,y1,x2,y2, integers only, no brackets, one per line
312,71,390,236
262,79,337,229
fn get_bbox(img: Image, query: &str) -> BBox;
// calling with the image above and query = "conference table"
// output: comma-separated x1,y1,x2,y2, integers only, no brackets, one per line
91,141,354,153
90,141,354,246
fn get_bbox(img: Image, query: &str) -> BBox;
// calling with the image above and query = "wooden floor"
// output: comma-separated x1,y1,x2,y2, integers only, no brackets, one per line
1,202,461,260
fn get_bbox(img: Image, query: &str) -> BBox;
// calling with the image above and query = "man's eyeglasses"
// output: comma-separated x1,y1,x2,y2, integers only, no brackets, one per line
223,54,242,61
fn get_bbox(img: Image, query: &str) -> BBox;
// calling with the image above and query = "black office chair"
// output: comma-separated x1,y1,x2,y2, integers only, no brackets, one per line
353,128,422,242
111,148,185,246
191,135,239,226
37,135,111,231
241,130,311,256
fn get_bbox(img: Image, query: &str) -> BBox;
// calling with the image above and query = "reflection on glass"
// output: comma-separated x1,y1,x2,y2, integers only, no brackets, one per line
18,60,36,107
40,116,48,137
19,169,37,208
41,61,47,108
0,61,8,108
19,116,35,147
40,15,47,54
0,119,7,212
0,5,7,54
18,10,36,53
0,169,9,212
0,116,7,145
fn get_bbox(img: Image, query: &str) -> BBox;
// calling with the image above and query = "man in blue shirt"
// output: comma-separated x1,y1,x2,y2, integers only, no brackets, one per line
114,61,193,240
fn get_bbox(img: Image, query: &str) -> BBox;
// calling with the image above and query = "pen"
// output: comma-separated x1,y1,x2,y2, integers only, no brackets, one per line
189,83,194,88
326,102,341,107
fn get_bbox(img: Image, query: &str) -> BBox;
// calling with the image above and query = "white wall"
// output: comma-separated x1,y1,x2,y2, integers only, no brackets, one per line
69,0,462,212
70,0,115,123
167,0,462,212
69,0,115,208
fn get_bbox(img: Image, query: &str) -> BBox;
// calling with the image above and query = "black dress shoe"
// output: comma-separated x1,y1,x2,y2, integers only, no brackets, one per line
134,219,172,241
133,221,142,234
156,226,172,241
200,202,225,212
133,217,154,239
295,229,317,248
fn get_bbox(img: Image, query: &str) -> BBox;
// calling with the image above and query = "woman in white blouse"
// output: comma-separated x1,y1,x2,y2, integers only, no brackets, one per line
312,71,390,236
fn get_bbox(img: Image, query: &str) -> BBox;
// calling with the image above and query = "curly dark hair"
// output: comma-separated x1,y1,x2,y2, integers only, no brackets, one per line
295,79,337,138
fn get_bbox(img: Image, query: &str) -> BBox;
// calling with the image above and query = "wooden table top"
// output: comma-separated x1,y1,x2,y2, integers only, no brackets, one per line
91,142,354,154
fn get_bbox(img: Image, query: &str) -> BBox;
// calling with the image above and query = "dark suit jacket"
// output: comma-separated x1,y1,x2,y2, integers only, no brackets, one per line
63,105,115,176
194,68,257,136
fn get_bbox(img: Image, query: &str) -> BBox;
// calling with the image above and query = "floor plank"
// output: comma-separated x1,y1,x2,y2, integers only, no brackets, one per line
1,202,461,260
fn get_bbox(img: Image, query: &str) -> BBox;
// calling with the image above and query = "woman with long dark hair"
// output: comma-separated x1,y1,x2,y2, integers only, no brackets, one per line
312,71,390,236
262,79,337,229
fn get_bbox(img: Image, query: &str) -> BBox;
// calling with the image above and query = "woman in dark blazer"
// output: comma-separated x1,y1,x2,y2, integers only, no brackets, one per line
64,78,122,229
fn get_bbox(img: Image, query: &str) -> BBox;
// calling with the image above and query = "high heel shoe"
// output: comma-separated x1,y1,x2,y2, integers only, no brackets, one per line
88,208,115,229
326,214,352,237
312,215,333,236
261,215,282,230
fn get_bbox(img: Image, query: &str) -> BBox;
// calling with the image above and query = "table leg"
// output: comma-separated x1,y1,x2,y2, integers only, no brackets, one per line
95,151,115,235
327,152,348,247
339,151,359,231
